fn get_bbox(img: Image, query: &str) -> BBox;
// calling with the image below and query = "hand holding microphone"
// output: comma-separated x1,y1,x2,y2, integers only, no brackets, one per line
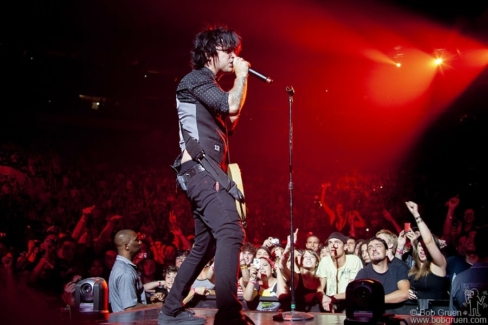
235,57,273,84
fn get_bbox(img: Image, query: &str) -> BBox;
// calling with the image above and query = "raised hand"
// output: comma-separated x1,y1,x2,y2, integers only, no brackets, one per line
397,230,407,248
170,225,183,237
110,214,123,222
406,229,419,242
82,205,96,215
446,196,459,209
405,201,420,217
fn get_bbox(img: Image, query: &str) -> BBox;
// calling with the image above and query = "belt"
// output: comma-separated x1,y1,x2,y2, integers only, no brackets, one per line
180,163,206,182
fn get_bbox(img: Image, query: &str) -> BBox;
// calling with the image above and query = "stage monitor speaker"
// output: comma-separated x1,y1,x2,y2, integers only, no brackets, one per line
75,277,109,321
344,279,385,325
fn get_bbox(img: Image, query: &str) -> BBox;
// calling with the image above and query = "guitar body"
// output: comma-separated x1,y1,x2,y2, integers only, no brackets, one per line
227,163,247,227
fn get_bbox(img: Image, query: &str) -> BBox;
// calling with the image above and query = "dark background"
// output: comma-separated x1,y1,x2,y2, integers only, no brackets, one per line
1,0,487,236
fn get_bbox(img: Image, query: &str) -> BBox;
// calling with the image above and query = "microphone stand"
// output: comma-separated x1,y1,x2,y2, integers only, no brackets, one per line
273,86,314,322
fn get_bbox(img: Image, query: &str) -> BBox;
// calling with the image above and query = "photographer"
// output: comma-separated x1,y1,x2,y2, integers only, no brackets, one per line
16,238,41,271
243,256,288,311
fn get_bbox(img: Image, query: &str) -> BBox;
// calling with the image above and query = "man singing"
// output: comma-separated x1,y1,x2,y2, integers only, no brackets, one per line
158,25,253,325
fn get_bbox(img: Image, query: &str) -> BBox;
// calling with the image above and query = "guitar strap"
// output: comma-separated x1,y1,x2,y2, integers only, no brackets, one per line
180,127,245,204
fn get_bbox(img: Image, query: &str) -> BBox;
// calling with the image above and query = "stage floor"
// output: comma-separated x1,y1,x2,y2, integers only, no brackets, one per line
102,306,433,325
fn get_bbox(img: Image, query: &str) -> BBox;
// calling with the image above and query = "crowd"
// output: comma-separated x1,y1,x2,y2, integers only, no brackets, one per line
1,132,487,323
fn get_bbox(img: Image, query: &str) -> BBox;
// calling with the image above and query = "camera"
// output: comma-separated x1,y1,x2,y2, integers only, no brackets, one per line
270,238,280,245
344,279,407,325
75,277,109,321
253,258,260,269
345,279,385,325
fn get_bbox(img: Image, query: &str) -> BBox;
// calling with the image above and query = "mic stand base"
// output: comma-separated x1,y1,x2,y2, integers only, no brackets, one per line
272,311,314,322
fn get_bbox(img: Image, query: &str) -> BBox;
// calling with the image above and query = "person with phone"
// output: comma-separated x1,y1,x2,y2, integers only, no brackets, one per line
243,256,288,311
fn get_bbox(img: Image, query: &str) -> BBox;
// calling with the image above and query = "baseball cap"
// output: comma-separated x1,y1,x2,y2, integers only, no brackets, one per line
327,232,347,244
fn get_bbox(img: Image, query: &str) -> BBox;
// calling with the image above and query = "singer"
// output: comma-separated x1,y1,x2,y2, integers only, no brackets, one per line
158,25,254,325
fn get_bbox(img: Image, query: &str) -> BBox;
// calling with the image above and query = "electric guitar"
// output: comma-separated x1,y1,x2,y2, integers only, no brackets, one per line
227,163,247,227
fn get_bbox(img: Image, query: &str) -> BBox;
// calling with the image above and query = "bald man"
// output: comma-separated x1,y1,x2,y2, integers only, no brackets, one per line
108,229,147,312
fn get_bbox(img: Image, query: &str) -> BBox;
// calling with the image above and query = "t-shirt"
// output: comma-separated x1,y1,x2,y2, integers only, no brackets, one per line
355,261,409,313
316,254,363,295
109,255,146,312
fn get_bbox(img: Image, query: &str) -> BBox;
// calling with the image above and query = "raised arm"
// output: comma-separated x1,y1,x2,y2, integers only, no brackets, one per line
280,231,299,285
405,201,447,276
170,225,192,251
72,205,95,241
320,183,336,225
442,196,459,245
348,210,366,237
93,214,123,254
382,209,402,234
274,265,290,299
395,230,407,259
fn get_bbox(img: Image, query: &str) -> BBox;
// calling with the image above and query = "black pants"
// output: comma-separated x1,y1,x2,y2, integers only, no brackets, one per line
161,168,245,317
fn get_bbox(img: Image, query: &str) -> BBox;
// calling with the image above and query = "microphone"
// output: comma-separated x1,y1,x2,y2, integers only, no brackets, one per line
249,68,273,84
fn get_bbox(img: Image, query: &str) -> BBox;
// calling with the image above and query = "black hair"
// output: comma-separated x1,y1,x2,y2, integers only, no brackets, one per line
367,237,388,250
242,242,257,256
191,25,242,69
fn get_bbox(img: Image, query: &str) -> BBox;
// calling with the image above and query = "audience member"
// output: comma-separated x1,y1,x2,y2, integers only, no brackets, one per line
357,240,371,265
446,229,478,282
320,183,365,237
405,201,448,300
355,237,409,314
345,236,357,254
305,234,321,253
316,232,363,312
238,242,257,291
144,265,179,304
108,229,147,312
243,256,288,311
450,225,488,317
280,232,321,312
376,229,410,272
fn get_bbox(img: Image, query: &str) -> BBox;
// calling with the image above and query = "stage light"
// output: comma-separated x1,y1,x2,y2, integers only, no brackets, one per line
434,58,443,65
393,46,403,68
